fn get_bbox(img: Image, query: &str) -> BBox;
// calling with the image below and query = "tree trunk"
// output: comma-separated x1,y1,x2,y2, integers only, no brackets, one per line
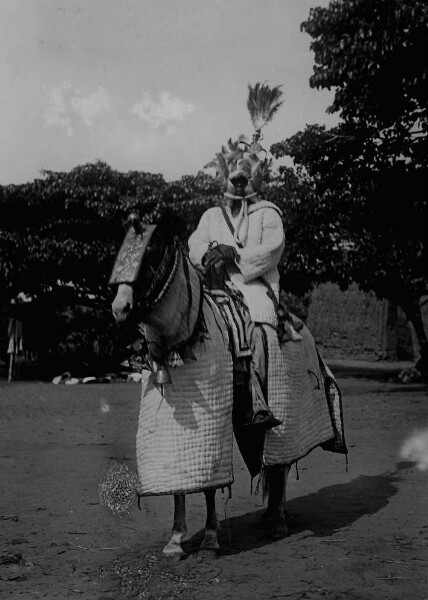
399,295,428,379
380,300,398,360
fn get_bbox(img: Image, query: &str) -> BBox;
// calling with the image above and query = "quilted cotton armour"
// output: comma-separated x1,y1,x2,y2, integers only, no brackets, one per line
136,296,234,496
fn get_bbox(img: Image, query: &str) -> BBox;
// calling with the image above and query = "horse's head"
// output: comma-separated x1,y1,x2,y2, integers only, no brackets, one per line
110,213,176,324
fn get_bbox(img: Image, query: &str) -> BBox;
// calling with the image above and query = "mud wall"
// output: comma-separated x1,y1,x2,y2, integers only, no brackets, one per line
306,283,416,361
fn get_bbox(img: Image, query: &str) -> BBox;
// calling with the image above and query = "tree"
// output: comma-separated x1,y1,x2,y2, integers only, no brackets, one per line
0,161,221,375
271,0,428,374
0,162,223,304
0,162,166,303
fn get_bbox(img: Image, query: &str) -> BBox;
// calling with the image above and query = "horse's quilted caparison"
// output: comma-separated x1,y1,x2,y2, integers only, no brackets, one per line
136,297,234,496
263,323,335,465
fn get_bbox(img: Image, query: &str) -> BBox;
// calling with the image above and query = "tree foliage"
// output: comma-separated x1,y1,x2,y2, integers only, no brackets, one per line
271,0,428,370
0,162,224,376
0,162,221,305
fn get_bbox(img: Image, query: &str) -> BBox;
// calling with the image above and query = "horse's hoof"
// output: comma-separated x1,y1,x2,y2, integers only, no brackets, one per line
198,548,219,560
199,529,219,558
162,544,186,562
161,550,186,563
259,509,274,525
270,523,288,540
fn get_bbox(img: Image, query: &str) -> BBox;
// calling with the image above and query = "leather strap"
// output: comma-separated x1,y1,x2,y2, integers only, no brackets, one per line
220,207,243,248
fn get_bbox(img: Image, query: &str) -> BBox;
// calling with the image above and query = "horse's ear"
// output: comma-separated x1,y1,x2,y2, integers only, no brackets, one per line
127,213,145,237
156,209,176,241
157,208,187,241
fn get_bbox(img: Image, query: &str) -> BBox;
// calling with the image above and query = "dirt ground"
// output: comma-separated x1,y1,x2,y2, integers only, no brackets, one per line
1,361,427,600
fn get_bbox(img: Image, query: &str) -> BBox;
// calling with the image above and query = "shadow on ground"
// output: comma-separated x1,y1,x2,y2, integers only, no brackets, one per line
184,466,408,556
332,364,403,382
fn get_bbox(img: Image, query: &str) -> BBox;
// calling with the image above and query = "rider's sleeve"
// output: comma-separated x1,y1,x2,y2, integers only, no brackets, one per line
236,209,285,283
188,210,212,267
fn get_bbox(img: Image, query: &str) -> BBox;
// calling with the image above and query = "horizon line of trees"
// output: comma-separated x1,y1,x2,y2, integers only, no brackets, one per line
0,0,426,377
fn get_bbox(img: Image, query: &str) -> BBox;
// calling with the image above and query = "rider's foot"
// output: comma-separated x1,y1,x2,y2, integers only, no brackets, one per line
243,410,282,430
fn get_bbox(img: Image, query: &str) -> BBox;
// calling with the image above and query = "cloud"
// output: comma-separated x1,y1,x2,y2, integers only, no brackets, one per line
70,88,111,127
132,91,195,129
44,81,74,136
44,82,111,134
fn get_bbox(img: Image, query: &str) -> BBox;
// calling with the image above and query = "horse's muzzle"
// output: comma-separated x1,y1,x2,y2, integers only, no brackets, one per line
112,302,132,324
112,283,134,324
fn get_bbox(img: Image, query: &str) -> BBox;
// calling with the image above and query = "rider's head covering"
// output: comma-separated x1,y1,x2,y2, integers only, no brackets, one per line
204,83,284,245
205,83,284,201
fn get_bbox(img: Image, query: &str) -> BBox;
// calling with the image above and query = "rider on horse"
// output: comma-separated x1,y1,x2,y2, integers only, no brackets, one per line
188,143,293,433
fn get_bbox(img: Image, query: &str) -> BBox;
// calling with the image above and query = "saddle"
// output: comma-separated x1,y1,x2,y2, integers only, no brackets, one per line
208,285,282,431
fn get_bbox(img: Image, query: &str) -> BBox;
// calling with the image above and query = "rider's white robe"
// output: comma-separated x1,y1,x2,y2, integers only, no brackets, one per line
188,201,284,326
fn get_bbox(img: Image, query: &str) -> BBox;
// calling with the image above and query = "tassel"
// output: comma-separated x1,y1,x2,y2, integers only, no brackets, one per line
165,351,184,368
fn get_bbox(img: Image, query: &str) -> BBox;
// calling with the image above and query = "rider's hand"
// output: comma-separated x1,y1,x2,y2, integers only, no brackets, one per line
216,244,239,262
203,244,238,268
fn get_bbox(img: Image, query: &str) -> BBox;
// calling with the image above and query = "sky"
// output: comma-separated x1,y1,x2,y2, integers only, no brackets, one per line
0,0,338,184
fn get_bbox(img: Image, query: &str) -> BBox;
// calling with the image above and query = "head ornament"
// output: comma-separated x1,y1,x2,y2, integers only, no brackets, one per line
205,83,284,246
205,82,284,200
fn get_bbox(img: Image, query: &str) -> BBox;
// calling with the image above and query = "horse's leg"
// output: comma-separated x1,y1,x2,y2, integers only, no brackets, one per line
199,489,219,556
262,463,290,539
162,494,187,560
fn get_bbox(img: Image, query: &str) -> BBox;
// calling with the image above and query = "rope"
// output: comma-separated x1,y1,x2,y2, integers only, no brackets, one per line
223,488,233,549
181,249,193,330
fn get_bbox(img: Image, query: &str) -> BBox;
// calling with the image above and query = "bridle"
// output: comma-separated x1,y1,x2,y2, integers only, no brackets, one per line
109,214,184,316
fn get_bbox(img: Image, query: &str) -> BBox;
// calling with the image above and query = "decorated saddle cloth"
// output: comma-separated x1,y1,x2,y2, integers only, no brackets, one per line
209,287,347,467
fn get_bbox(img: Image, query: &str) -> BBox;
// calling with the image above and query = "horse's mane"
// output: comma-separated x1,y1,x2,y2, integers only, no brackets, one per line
149,208,187,246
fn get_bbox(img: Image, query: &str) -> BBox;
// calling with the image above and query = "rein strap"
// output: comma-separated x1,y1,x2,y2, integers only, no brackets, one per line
220,207,243,248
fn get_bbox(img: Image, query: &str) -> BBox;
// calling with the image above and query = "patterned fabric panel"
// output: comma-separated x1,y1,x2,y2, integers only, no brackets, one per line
263,323,336,465
109,225,157,285
136,299,234,495
216,296,252,359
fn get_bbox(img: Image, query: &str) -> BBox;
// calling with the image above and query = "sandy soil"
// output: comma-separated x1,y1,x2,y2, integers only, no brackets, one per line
0,362,427,600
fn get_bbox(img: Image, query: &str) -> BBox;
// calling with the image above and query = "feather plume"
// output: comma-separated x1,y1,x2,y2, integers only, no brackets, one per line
247,82,284,133
204,140,246,184
212,152,229,182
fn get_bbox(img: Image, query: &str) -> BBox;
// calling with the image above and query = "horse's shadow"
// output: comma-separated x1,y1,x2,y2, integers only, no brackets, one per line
184,463,410,556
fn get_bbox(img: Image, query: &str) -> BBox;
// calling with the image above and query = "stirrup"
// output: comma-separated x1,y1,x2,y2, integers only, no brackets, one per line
243,410,282,430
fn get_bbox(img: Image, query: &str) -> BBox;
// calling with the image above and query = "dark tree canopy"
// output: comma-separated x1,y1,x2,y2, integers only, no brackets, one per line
304,0,427,128
0,162,221,305
271,0,428,370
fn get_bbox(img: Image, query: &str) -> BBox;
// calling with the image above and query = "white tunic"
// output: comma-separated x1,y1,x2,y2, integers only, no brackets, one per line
188,200,285,326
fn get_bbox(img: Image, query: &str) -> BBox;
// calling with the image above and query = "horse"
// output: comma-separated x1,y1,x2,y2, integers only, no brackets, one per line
110,213,346,559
